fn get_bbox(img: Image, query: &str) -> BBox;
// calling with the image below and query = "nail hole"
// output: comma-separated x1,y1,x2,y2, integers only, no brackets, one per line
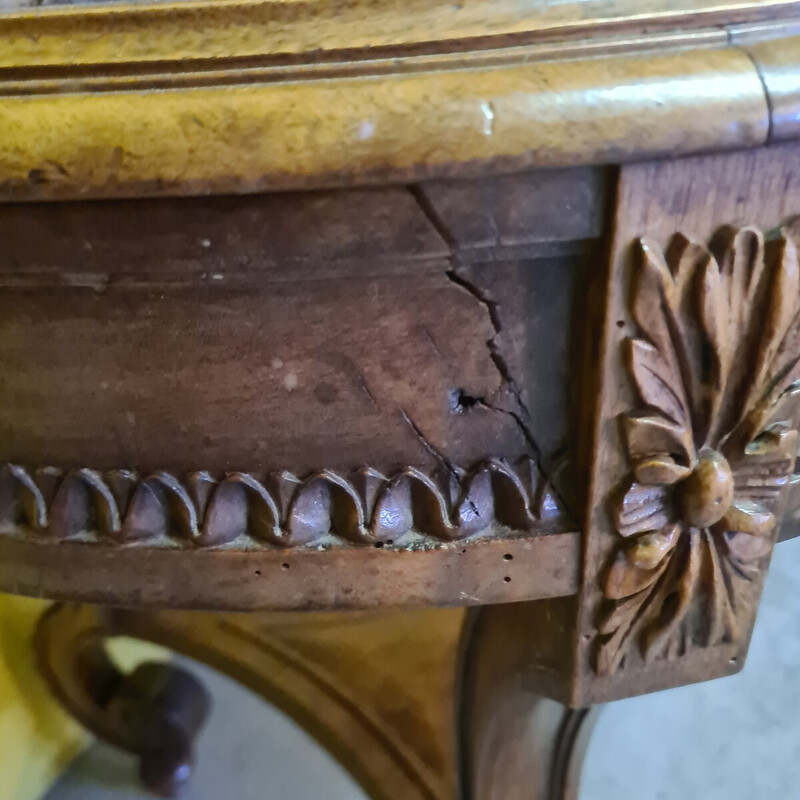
254,570,262,576
503,576,511,583
503,553,513,561
449,388,481,414
461,548,467,555
616,320,625,329
374,542,384,548
281,562,290,571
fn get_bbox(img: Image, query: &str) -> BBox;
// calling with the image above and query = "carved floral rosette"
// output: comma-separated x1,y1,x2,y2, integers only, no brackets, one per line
597,224,800,675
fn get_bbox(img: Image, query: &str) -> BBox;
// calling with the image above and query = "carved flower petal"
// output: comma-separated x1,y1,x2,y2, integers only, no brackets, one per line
732,426,797,503
626,524,681,569
634,456,691,486
714,500,775,538
744,233,800,417
724,530,773,562
633,239,681,364
604,548,670,600
762,383,800,431
623,413,694,466
627,339,689,427
611,481,674,538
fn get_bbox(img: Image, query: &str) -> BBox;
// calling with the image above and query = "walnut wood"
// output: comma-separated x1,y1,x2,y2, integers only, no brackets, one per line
0,6,797,790
4,0,799,66
460,607,601,800
0,169,594,610
2,1,795,199
780,484,800,543
37,601,606,800
35,606,210,797
0,185,582,473
0,532,579,611
737,34,800,142
535,142,800,706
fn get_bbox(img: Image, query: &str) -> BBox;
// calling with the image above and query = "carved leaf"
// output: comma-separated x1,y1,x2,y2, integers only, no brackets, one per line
623,413,693,465
604,547,669,600
627,340,688,427
626,524,680,569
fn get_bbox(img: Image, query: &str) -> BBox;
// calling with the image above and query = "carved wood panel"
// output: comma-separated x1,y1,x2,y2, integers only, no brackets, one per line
0,170,597,611
599,224,800,674
0,457,562,548
574,143,800,704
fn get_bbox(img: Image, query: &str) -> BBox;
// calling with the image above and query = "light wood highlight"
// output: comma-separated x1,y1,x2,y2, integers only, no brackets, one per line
739,35,800,141
0,46,768,200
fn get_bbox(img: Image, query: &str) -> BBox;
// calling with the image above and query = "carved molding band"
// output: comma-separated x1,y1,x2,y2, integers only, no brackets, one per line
597,224,800,675
0,458,564,549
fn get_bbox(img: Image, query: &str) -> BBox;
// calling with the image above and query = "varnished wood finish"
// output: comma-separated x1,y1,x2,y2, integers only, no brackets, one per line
738,34,800,142
2,2,800,198
0,532,579,611
561,143,800,705
3,3,800,795
3,0,799,65
598,227,799,675
37,601,609,800
461,606,601,800
0,169,593,610
0,44,771,200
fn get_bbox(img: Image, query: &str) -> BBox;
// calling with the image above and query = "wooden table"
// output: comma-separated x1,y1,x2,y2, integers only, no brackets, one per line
1,1,800,797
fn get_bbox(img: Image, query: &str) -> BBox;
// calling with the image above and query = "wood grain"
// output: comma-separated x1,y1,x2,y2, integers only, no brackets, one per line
0,168,594,611
0,522,579,612
0,188,526,473
0,45,769,200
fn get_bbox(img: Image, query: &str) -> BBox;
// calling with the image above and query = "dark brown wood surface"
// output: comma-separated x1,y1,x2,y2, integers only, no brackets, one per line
0,173,598,475
0,166,599,611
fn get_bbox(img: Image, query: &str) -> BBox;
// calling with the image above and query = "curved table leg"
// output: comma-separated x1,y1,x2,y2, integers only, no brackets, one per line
459,606,602,800
37,602,601,800
36,603,466,800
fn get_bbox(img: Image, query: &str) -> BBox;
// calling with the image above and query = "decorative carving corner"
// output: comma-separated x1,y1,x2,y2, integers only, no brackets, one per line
0,457,565,550
596,224,800,675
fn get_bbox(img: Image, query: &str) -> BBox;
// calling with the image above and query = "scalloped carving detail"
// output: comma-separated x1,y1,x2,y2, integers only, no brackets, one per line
0,458,565,549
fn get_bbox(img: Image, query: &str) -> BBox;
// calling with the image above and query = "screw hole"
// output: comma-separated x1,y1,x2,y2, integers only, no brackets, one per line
374,542,384,549
503,576,511,583
254,570,262,576
503,553,513,561
281,562,290,571
616,320,625,329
